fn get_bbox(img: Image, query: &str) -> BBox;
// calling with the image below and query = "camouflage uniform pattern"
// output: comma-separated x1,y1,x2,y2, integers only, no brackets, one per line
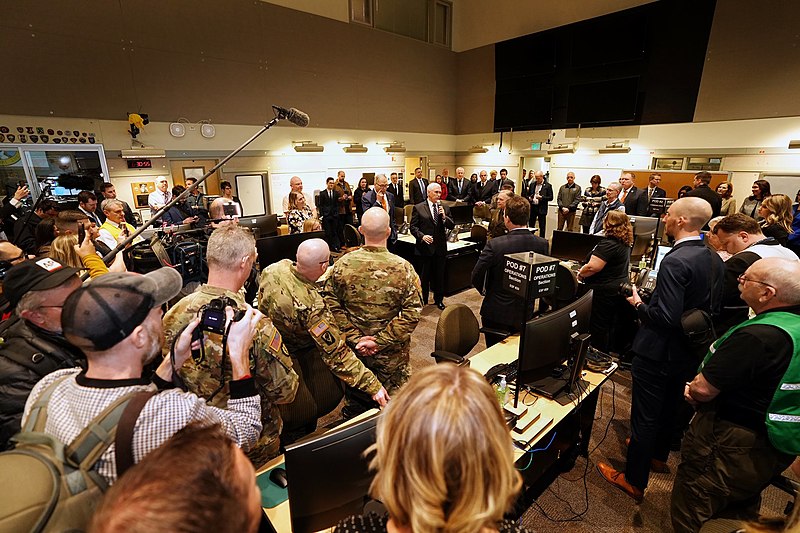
162,285,298,466
322,246,422,393
257,259,381,395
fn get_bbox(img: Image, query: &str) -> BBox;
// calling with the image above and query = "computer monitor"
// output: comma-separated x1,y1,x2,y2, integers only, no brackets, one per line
256,231,325,269
628,215,659,237
518,290,593,400
629,215,660,265
283,413,380,533
548,231,603,263
238,213,278,238
653,244,670,272
449,204,474,226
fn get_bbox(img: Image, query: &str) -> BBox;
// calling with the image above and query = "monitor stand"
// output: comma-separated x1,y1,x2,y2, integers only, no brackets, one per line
529,333,592,406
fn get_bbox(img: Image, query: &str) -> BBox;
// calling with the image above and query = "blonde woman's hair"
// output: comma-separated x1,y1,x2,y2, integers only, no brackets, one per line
369,365,522,533
760,194,793,232
303,217,321,233
49,234,82,269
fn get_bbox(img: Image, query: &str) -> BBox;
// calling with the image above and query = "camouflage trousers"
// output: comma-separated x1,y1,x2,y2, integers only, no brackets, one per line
343,344,410,417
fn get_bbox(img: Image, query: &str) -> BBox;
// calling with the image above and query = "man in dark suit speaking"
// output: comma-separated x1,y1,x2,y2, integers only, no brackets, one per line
471,196,548,346
410,182,454,310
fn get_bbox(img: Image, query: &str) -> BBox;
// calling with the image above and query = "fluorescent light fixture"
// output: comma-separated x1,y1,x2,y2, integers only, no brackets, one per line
343,143,368,153
599,142,631,154
546,143,575,155
468,145,489,153
121,148,166,158
384,143,406,153
293,142,324,153
789,140,800,149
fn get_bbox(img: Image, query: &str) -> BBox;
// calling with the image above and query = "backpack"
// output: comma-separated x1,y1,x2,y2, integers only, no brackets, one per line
0,376,155,533
172,240,205,282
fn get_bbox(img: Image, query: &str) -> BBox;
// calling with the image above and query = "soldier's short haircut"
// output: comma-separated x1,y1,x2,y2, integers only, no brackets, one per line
712,213,761,235
504,196,530,226
206,224,255,271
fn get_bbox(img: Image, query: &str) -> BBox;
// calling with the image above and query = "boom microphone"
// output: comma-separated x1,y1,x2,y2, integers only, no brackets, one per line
272,105,310,128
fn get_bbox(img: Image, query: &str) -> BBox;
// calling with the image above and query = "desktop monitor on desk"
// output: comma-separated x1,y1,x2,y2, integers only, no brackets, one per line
256,231,325,270
238,213,278,238
517,290,593,403
283,413,381,533
548,231,603,263
450,204,475,226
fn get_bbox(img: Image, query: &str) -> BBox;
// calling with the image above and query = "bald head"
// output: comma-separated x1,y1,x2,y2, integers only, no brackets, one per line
669,197,712,232
747,257,800,309
360,207,390,244
295,238,330,282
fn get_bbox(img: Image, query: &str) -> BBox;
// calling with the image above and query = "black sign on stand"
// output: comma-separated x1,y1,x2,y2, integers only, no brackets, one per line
501,251,559,407
647,197,674,265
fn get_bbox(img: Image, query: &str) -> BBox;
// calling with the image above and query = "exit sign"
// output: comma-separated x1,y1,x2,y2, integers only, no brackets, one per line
531,142,542,151
127,159,152,169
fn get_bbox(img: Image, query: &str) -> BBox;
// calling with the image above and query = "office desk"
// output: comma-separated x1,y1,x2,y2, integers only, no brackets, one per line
469,335,615,505
394,231,481,295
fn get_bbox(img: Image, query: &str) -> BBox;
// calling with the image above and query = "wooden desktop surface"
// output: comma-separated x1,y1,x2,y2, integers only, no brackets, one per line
260,336,614,532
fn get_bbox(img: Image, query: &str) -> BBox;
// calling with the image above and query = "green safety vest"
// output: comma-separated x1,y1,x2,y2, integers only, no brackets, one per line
700,311,800,455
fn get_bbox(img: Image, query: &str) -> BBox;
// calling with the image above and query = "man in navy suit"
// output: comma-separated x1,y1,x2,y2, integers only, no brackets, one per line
636,173,667,216
408,167,428,206
361,174,397,247
387,172,404,206
410,182,454,309
471,196,548,346
526,170,553,235
448,167,473,203
597,197,724,503
318,177,341,252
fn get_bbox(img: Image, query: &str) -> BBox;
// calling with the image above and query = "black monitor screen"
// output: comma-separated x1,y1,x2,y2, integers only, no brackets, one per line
238,213,278,238
549,231,603,263
256,231,325,270
284,413,380,533
519,290,593,385
450,204,474,226
629,215,659,237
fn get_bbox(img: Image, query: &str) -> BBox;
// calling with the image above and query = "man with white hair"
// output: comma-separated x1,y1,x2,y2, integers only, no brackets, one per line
258,237,389,439
324,208,422,417
98,199,141,251
598,197,724,503
281,176,316,218
361,174,397,246
448,166,472,203
409,183,454,309
672,257,800,532
589,182,625,234
148,176,171,215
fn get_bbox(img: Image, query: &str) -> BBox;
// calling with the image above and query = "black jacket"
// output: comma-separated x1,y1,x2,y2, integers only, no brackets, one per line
387,182,404,206
471,228,549,327
408,178,429,206
361,190,397,242
620,186,641,216
685,184,722,219
448,178,473,202
473,180,497,204
527,181,553,215
0,318,85,450
410,201,454,256
636,186,667,216
318,187,340,218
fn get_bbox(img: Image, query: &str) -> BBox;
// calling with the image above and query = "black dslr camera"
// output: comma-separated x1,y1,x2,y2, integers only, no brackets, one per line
197,297,245,335
618,281,653,302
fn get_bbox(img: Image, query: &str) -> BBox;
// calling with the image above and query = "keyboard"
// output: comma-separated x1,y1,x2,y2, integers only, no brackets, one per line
484,362,518,385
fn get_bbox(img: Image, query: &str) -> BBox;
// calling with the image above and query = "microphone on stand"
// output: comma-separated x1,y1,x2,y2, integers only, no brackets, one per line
271,106,310,127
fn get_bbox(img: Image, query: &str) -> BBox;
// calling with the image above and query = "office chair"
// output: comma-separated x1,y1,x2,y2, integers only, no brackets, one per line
431,304,480,365
404,204,414,225
279,351,345,439
343,224,362,248
393,207,404,227
541,264,578,311
470,224,488,249
473,204,491,221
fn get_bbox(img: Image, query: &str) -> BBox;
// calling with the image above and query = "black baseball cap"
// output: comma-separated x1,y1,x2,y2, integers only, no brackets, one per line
3,258,80,307
62,267,182,351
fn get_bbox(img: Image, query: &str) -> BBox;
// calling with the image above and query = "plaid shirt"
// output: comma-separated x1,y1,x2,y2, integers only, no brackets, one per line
21,368,262,485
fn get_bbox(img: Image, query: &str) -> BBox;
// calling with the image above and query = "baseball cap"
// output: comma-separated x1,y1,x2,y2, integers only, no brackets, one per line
62,267,183,351
3,258,80,307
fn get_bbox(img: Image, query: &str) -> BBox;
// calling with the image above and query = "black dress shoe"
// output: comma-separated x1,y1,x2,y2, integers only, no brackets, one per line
436,302,446,310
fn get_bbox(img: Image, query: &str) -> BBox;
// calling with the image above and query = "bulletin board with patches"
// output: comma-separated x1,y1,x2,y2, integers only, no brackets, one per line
131,181,156,209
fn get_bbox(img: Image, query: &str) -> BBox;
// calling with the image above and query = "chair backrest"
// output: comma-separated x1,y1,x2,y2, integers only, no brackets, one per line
473,204,491,220
434,304,480,357
344,224,362,248
404,204,414,223
470,224,488,248
543,264,579,310
394,207,405,227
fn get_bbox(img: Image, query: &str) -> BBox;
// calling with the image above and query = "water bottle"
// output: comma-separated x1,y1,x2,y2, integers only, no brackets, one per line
638,257,647,270
495,374,508,407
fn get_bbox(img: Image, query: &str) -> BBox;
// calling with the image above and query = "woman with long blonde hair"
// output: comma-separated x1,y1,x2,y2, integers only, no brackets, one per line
758,193,793,247
335,365,528,533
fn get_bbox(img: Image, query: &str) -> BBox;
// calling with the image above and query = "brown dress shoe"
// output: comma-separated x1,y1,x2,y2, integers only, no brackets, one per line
624,438,670,474
597,462,644,503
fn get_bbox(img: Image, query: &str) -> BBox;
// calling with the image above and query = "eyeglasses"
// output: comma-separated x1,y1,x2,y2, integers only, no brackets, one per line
737,274,774,289
37,305,64,310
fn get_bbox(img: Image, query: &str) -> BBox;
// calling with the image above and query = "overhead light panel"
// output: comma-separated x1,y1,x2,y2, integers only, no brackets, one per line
121,148,166,159
468,145,489,153
599,142,631,154
789,140,800,149
384,143,406,153
293,141,324,153
343,143,368,153
546,143,575,155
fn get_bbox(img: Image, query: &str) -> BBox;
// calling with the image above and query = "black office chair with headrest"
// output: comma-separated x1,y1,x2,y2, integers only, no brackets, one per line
343,224,362,249
431,304,479,365
541,264,579,311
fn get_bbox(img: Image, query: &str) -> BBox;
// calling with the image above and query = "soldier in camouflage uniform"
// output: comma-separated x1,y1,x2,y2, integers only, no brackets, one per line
258,238,389,439
322,207,422,416
162,225,297,466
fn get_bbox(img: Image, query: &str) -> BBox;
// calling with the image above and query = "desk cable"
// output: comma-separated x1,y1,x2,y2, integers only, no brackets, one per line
514,431,557,472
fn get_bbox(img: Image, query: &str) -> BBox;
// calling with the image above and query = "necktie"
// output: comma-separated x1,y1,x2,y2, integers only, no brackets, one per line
380,195,387,211
648,188,653,201
431,203,438,224
458,180,462,194
621,190,628,202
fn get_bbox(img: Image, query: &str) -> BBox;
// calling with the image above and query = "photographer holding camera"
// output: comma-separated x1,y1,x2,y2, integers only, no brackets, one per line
162,224,298,466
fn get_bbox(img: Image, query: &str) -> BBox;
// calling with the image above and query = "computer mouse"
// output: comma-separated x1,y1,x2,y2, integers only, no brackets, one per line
269,467,288,489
